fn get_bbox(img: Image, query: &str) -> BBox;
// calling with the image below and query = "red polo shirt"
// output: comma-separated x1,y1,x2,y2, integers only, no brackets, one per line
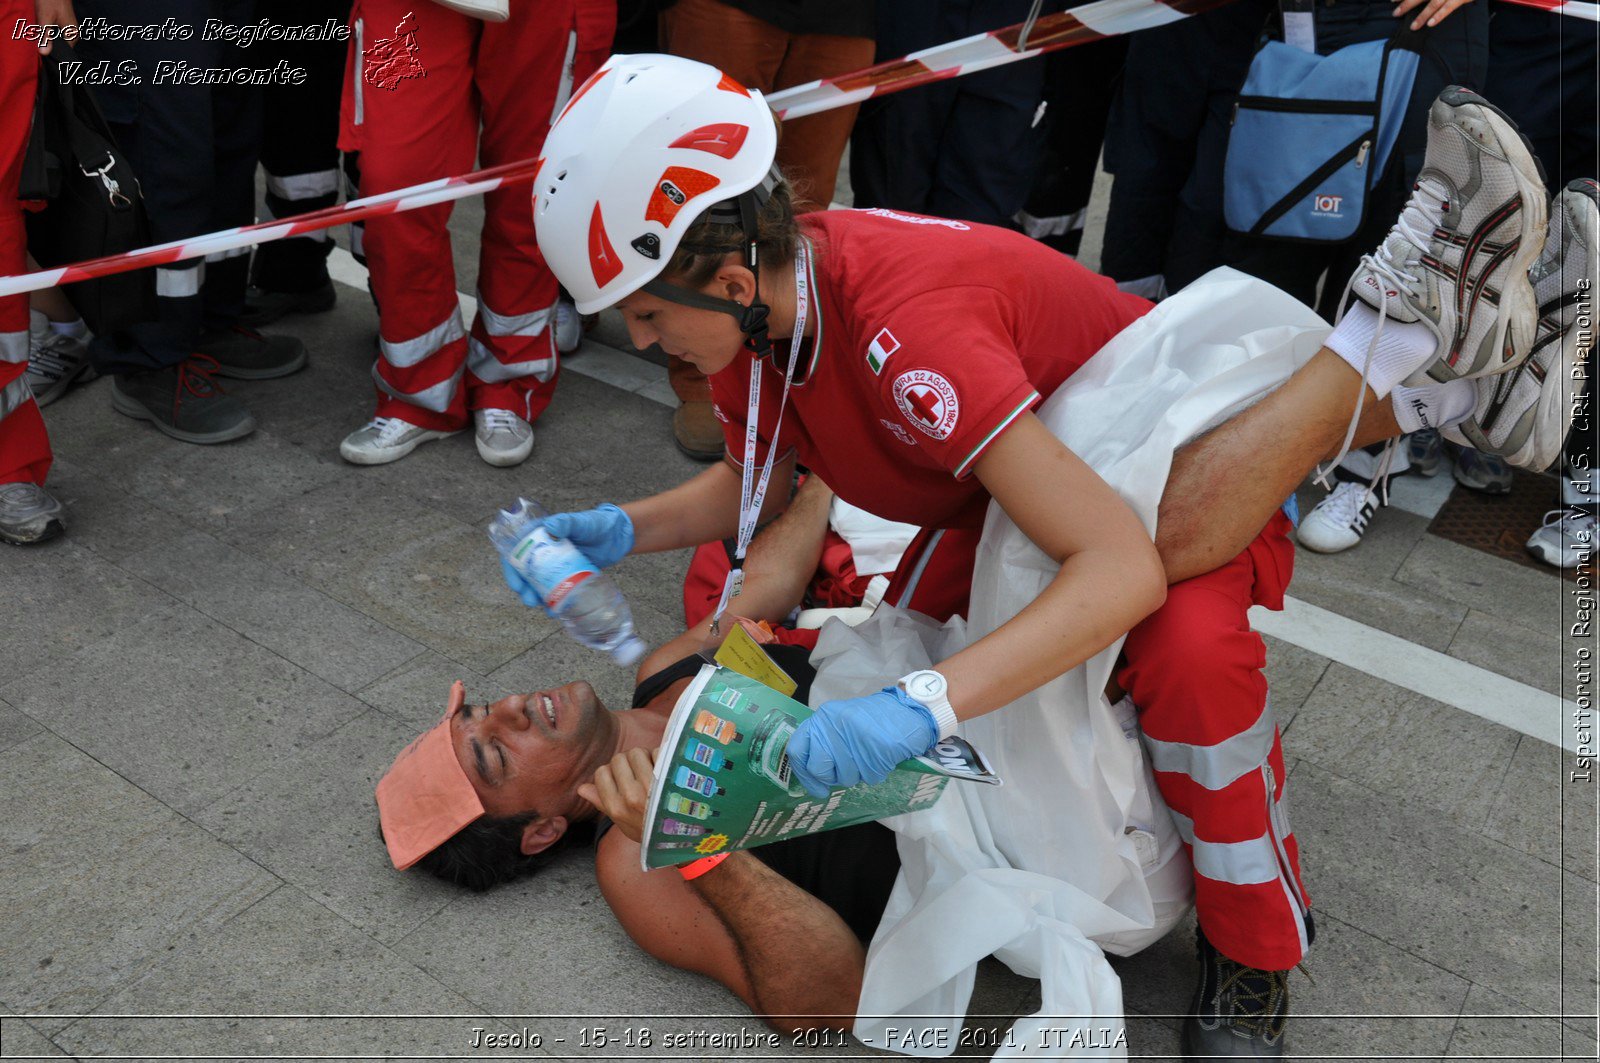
709,209,1152,530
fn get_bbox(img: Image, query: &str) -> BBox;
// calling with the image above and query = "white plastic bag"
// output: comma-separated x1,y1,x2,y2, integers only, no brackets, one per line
815,269,1330,1058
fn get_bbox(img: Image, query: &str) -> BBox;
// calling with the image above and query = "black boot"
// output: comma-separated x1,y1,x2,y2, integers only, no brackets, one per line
1180,930,1289,1059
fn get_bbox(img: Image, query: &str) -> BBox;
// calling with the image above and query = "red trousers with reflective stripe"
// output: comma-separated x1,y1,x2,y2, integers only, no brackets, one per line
1118,509,1310,971
0,8,50,488
883,511,1311,971
339,0,612,430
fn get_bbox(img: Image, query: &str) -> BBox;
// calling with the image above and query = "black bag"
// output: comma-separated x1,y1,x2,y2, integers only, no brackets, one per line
19,42,157,334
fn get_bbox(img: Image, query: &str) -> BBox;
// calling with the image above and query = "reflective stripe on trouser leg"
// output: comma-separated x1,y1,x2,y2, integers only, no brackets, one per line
466,295,559,423
0,330,51,485
1,330,31,420
0,374,31,420
471,7,590,425
157,264,203,298
373,307,468,424
1120,532,1311,971
1166,760,1311,962
0,329,25,365
1143,697,1278,791
380,308,466,369
266,168,340,201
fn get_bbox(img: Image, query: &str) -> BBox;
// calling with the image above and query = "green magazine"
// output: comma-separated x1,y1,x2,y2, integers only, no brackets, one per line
640,663,999,871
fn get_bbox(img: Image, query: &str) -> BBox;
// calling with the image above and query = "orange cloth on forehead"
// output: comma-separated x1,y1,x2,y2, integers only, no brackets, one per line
376,680,486,870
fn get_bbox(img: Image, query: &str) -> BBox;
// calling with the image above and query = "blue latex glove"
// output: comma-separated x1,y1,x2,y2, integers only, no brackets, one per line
542,503,635,569
785,687,940,798
500,557,554,616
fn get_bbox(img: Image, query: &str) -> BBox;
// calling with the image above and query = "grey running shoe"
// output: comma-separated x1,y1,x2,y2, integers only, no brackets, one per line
111,356,257,444
25,312,94,408
1406,428,1443,476
1446,179,1598,471
1342,87,1547,386
196,325,308,380
473,408,534,467
0,481,66,545
239,280,336,328
1450,446,1513,494
1181,930,1289,1059
339,416,458,465
1527,509,1596,569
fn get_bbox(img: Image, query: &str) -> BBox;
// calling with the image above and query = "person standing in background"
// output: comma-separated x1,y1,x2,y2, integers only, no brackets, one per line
336,0,614,469
1097,0,1271,299
656,0,874,461
0,0,72,545
72,0,309,447
1013,31,1129,261
243,0,354,328
1220,0,1490,317
850,0,1050,230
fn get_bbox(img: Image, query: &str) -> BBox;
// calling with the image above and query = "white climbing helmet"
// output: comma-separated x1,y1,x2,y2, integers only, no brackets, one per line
534,53,781,315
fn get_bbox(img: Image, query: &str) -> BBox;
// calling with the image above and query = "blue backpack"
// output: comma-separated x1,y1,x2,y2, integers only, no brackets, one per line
1224,25,1426,243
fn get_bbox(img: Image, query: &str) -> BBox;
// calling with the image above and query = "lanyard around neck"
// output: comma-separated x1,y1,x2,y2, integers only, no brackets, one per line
710,237,814,633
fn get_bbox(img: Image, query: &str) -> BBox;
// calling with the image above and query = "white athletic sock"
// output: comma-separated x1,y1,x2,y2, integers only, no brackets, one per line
49,317,88,340
1391,379,1475,433
1325,303,1439,399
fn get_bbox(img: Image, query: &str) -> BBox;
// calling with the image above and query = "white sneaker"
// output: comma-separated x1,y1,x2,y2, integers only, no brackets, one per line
1526,509,1596,569
473,408,534,467
554,299,582,354
1343,87,1548,386
1446,179,1598,471
25,311,94,408
1297,481,1379,553
339,416,458,465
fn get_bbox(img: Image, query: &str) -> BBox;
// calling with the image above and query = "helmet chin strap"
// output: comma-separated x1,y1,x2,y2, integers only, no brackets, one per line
640,176,777,360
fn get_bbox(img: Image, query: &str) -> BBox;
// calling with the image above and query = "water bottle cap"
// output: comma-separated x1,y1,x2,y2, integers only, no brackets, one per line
611,636,647,668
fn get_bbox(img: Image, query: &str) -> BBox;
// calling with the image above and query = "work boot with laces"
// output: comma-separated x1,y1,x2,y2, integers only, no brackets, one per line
196,324,308,379
1181,930,1290,1059
110,355,256,444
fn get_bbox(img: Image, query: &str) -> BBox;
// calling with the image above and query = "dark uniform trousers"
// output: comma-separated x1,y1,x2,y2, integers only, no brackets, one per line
75,0,263,374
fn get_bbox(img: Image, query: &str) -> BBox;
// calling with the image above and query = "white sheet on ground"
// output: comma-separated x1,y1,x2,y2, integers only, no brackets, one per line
807,269,1331,1059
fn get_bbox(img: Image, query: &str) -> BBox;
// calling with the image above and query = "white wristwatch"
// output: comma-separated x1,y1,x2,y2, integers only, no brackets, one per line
897,669,959,741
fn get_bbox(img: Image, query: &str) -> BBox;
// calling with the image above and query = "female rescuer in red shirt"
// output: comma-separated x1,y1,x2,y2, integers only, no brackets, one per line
504,53,1561,1053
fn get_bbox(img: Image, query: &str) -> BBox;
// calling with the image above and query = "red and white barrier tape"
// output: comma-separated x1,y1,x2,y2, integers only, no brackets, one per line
0,157,543,297
1499,0,1598,18
2,0,1590,298
767,0,1236,120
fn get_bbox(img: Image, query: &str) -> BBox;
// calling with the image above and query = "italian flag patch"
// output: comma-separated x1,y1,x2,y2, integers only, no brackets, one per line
866,327,900,375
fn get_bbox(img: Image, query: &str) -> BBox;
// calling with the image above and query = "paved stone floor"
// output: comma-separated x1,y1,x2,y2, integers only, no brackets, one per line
1,177,1595,1062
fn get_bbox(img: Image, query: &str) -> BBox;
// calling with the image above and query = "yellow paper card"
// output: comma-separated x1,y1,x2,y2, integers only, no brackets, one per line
714,624,797,697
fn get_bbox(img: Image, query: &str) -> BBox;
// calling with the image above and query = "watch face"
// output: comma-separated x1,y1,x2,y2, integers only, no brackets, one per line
907,673,945,701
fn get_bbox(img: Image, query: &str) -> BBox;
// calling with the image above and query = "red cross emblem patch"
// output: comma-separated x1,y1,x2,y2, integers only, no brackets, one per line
892,369,960,441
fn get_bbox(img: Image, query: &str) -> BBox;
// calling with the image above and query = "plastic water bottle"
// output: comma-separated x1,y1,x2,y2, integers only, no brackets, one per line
488,498,647,667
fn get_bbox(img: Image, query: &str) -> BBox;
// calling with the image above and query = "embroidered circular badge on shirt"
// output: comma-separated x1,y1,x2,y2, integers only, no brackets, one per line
892,369,960,440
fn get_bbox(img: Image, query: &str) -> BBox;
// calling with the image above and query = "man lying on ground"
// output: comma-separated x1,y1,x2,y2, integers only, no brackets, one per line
377,631,899,1034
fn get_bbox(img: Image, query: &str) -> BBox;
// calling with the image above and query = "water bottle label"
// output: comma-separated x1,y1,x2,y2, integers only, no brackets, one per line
512,529,597,614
